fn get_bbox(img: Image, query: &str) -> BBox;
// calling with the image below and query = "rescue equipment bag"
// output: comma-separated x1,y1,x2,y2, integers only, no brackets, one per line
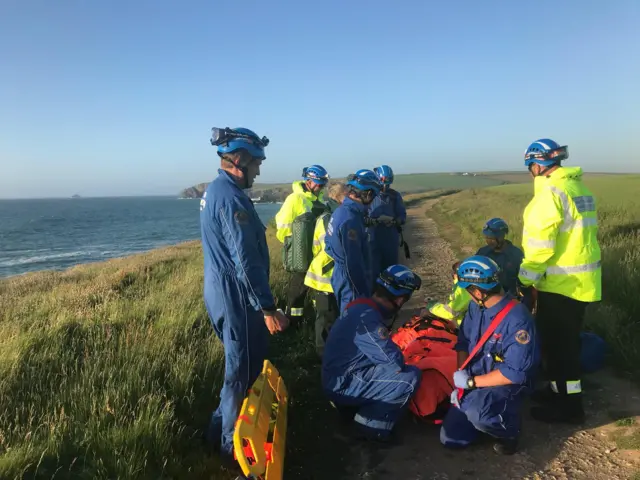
283,202,327,273
391,315,458,424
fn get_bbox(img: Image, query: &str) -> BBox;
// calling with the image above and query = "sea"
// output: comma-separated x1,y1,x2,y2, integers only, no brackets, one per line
0,197,281,278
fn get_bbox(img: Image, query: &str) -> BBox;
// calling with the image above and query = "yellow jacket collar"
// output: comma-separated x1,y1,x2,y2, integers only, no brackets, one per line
292,180,324,202
534,166,583,193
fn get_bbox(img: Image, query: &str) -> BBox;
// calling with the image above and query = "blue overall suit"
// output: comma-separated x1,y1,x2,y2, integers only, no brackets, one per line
368,189,407,278
440,295,540,447
200,169,275,457
322,299,421,438
476,241,524,296
325,198,373,313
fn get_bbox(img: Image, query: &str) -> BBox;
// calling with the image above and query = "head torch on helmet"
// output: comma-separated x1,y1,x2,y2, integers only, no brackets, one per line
210,127,270,149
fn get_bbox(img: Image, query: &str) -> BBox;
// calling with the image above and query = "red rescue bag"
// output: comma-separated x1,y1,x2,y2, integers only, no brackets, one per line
391,316,458,423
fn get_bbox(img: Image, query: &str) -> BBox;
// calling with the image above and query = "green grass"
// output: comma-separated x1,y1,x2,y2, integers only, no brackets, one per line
0,230,349,479
429,174,640,376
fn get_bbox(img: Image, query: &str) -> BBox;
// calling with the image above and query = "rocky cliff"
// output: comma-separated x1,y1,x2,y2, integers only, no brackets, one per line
180,182,291,202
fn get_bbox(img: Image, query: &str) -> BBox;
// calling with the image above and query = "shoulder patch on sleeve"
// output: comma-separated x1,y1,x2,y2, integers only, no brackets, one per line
515,329,530,345
234,210,249,224
377,326,389,340
347,229,358,241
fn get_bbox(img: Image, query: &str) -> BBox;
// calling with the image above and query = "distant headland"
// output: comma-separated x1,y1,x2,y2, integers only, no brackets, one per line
179,182,290,203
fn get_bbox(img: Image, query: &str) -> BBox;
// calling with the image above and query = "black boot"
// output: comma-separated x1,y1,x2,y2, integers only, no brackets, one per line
493,437,518,455
530,394,585,424
530,385,556,405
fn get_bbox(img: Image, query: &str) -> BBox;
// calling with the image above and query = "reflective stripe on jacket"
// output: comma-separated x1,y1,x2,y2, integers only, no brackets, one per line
305,211,335,293
428,279,472,325
518,167,601,302
275,181,325,243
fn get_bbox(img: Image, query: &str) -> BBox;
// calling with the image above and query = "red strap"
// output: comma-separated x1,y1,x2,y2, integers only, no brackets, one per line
459,299,518,371
345,298,384,316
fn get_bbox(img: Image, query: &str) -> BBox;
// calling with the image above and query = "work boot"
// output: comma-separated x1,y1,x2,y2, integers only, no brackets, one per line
329,401,358,425
493,437,518,455
530,386,556,405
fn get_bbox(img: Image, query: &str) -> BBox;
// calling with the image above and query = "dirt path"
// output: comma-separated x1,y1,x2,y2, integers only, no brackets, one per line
345,198,640,480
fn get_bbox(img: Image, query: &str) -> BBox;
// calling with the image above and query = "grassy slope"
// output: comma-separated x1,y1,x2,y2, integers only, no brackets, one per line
428,174,640,375
0,231,349,479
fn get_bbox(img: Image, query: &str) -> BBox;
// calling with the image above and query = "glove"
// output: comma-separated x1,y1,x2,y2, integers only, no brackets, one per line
453,369,472,389
516,279,536,312
450,389,460,408
378,215,395,226
516,278,532,298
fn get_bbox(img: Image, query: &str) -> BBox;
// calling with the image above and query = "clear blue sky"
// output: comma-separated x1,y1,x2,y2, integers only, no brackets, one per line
1,0,638,198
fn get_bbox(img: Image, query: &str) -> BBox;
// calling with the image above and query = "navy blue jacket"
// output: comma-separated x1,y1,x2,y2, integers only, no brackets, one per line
200,169,275,314
456,295,540,385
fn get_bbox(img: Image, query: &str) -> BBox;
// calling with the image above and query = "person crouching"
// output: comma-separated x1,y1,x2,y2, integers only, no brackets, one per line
321,265,422,442
440,255,540,455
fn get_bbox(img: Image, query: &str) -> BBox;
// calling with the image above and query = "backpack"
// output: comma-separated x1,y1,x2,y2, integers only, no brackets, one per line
391,316,458,424
283,200,326,273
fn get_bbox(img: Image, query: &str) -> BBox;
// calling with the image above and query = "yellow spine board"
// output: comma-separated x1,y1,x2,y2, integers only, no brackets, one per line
233,360,288,480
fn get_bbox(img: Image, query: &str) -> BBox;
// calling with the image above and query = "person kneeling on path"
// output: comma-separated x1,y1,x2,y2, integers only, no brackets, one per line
477,218,524,296
368,165,407,278
325,169,381,313
440,255,540,455
322,265,423,441
304,182,348,356
275,165,329,321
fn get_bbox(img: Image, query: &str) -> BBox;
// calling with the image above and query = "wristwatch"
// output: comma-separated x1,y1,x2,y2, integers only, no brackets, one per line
467,376,476,389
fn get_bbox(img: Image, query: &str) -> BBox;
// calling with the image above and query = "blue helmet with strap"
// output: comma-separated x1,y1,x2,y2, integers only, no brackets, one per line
210,127,269,161
456,255,501,291
524,138,569,168
482,218,509,238
376,264,422,297
302,165,329,185
346,169,382,194
373,165,394,186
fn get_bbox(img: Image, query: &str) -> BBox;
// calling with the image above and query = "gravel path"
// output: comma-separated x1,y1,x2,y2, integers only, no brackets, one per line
343,197,640,480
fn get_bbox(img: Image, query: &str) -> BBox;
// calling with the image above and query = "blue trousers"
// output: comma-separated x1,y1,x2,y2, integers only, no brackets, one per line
324,365,420,437
440,386,524,448
371,229,400,279
331,265,358,314
204,278,269,457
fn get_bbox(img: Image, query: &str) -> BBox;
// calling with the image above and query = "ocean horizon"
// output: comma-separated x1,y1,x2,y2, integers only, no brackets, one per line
0,197,280,278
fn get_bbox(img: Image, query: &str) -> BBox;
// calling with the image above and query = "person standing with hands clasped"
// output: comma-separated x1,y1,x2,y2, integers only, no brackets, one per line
440,256,539,455
200,127,289,468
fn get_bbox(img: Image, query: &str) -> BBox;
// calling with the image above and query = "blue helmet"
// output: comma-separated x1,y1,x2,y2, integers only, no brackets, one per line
302,165,329,185
377,265,422,297
210,127,269,160
524,138,569,168
456,255,500,291
373,165,394,186
482,218,509,238
346,169,382,194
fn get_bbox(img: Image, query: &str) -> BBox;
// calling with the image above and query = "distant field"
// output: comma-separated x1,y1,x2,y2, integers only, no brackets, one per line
253,171,532,195
428,173,640,376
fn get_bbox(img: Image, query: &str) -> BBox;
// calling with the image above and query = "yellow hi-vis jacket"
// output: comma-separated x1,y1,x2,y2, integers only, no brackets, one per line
428,278,472,325
518,166,601,302
275,181,325,243
304,211,334,293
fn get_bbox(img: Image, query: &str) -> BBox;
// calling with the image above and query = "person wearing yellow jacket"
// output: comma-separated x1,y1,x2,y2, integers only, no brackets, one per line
425,262,471,328
304,182,347,355
275,165,328,321
518,138,601,425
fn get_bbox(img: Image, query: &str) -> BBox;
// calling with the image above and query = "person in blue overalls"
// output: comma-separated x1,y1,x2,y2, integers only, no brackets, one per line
440,255,540,455
325,169,381,313
200,127,289,466
368,165,407,279
322,265,423,441
476,218,524,296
